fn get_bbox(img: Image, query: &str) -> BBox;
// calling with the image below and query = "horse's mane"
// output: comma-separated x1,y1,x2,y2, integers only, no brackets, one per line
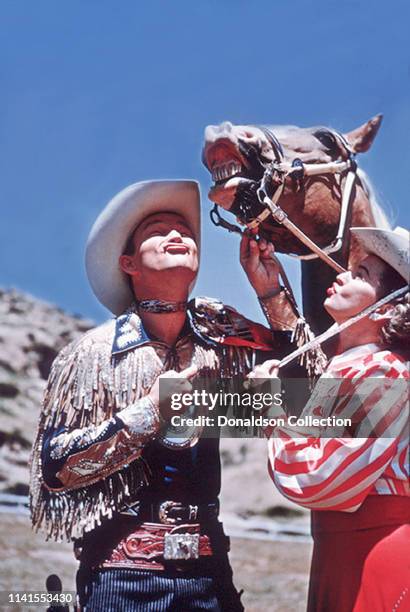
357,168,392,230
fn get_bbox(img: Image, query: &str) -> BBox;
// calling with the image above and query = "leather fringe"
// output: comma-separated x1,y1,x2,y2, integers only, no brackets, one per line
29,320,253,541
292,317,328,380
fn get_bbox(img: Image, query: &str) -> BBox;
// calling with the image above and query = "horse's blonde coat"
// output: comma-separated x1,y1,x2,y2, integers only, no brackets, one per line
357,168,392,230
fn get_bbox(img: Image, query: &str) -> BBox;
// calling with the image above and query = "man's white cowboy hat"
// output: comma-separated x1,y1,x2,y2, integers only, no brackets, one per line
85,180,200,315
351,226,409,283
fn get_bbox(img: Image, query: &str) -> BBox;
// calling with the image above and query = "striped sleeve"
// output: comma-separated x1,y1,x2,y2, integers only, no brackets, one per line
268,353,409,512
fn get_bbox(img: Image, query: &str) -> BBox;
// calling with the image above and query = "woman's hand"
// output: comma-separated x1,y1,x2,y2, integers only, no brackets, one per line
240,232,281,297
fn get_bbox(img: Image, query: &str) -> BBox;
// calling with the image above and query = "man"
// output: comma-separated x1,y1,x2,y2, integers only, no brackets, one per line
30,179,296,611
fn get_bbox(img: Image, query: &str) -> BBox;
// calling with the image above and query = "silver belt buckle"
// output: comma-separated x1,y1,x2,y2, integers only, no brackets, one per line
158,500,182,525
158,500,198,525
163,533,200,560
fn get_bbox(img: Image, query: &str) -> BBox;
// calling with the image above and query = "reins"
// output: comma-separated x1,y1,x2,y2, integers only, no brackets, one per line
277,286,408,370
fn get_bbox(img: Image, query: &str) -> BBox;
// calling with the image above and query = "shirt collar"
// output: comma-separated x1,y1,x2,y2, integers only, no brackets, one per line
111,307,193,356
112,310,151,355
338,342,381,359
111,296,257,356
329,342,381,369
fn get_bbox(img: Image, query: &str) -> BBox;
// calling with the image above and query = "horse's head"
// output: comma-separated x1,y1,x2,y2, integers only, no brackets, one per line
202,116,383,260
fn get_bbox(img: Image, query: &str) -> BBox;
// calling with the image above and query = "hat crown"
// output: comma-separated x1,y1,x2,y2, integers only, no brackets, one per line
351,224,409,282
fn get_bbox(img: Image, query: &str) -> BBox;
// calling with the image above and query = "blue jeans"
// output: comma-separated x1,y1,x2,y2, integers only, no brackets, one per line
77,558,244,612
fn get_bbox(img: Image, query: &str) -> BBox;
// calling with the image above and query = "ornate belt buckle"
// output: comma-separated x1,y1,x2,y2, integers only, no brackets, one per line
158,500,182,525
163,533,200,560
158,500,199,525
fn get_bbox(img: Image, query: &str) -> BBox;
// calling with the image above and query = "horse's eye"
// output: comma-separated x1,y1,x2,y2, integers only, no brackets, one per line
313,129,339,154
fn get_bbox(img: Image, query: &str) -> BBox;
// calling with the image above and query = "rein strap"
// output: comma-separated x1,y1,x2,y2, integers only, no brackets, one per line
278,286,408,370
258,194,346,273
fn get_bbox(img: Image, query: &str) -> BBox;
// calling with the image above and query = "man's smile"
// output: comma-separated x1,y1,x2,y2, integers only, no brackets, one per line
163,243,190,254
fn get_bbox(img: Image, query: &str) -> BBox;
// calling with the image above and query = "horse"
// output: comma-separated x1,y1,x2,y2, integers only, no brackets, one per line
202,115,390,334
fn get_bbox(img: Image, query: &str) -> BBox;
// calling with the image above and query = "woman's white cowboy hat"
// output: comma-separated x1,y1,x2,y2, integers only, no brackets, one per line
351,226,409,283
86,180,200,315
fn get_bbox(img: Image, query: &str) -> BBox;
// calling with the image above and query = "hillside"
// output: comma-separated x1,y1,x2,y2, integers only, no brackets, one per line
0,289,93,494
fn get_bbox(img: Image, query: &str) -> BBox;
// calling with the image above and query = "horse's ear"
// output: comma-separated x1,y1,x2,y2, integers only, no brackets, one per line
343,114,383,153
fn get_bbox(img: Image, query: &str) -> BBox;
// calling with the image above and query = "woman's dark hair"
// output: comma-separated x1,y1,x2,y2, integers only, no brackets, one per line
379,265,410,353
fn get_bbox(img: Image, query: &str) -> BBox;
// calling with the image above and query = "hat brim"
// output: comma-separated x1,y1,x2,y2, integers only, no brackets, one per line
86,180,201,315
351,226,409,283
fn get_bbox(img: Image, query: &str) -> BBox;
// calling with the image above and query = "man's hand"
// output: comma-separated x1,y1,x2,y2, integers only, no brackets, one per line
148,364,198,421
240,233,281,297
246,359,280,381
245,359,285,437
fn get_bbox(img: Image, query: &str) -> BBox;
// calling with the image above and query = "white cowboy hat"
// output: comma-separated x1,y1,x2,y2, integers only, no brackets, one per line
85,180,201,315
351,226,409,283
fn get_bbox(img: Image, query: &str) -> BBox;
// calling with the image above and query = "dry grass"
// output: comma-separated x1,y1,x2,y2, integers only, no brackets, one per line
0,513,311,611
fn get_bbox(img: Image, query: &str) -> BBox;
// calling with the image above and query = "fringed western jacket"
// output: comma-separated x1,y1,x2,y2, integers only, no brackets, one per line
30,297,295,542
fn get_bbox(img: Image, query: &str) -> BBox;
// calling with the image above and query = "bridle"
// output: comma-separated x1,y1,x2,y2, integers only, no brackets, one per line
210,126,360,274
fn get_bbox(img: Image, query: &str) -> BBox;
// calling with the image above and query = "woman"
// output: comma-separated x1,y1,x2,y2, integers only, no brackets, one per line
246,226,409,612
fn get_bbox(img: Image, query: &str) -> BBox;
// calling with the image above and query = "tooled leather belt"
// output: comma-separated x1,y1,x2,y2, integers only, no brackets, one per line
77,500,221,571
98,522,213,571
121,499,220,525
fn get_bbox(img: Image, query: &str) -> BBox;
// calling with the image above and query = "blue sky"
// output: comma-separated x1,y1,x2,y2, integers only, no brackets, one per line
1,0,409,324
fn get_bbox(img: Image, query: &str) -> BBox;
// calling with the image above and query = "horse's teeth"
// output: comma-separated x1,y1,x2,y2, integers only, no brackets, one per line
212,160,243,182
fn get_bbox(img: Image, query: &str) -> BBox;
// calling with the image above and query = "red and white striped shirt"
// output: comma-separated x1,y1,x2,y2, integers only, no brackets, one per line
269,344,409,512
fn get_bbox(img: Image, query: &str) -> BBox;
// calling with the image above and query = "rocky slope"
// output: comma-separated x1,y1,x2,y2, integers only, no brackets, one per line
0,289,93,495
